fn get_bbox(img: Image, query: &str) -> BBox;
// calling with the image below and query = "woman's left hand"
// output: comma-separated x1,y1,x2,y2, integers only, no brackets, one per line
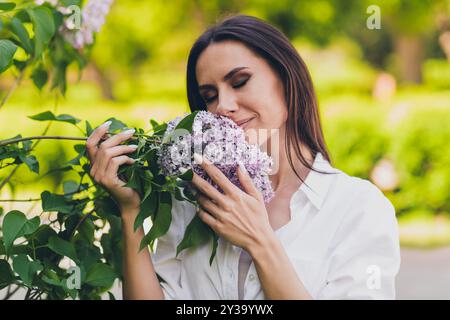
191,154,274,252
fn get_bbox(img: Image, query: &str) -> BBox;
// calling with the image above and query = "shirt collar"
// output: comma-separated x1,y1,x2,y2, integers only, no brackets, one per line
296,152,339,210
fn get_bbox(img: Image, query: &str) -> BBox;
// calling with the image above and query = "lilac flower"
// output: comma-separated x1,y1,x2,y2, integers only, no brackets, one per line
59,0,114,49
35,0,58,5
158,111,274,203
34,0,75,16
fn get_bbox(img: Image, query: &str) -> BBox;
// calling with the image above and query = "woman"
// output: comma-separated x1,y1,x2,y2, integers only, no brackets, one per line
86,15,400,300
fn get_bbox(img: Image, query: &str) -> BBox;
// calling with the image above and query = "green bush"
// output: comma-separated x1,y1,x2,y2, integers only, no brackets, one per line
324,110,389,179
388,108,450,216
324,106,450,217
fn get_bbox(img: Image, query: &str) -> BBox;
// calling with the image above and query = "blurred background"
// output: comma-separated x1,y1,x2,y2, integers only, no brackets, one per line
1,0,449,299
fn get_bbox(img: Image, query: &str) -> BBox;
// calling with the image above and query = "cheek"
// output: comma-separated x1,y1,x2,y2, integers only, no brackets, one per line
250,78,287,125
255,99,288,129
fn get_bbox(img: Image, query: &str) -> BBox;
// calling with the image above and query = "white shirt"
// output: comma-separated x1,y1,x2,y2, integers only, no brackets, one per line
150,153,401,300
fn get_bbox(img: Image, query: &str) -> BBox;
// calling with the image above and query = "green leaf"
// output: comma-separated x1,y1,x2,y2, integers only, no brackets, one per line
0,40,18,73
11,17,33,54
134,192,158,232
209,232,219,266
150,119,159,129
99,232,123,279
174,111,198,133
0,2,15,11
73,144,86,154
84,263,116,288
28,110,81,125
176,215,212,257
2,211,40,254
0,259,15,289
174,187,185,202
85,121,94,136
0,242,32,256
62,181,78,196
179,169,193,181
78,218,95,243
139,192,172,251
75,239,101,272
18,154,39,174
48,236,78,262
41,191,75,213
41,270,61,287
123,166,142,191
12,254,43,287
103,118,127,133
94,197,121,218
141,172,153,202
31,67,48,90
67,144,86,165
51,61,68,95
13,59,27,71
152,123,168,136
27,7,55,57
32,225,57,260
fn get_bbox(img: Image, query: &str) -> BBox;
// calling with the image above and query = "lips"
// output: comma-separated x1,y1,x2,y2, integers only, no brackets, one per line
236,117,255,129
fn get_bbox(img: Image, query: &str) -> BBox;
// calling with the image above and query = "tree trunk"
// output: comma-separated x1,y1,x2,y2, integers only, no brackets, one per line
393,34,425,84
88,62,115,101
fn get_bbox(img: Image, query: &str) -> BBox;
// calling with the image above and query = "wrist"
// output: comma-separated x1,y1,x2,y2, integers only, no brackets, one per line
247,228,280,261
121,207,140,224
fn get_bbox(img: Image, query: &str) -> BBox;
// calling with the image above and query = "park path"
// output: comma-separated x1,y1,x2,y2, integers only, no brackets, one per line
396,246,450,299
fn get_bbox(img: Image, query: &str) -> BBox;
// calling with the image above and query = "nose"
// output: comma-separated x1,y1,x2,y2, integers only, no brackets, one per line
215,92,239,116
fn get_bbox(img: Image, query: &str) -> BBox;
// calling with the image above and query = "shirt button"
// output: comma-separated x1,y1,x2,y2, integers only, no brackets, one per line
229,272,234,279
249,274,255,281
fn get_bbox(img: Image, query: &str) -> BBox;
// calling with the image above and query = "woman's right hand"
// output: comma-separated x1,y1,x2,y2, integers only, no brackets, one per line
86,121,141,215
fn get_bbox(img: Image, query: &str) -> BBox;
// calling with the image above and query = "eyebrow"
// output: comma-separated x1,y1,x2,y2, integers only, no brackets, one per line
198,66,249,91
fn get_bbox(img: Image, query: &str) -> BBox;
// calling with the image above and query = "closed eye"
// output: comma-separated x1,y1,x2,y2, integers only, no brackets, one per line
201,75,251,104
203,94,217,104
232,77,249,89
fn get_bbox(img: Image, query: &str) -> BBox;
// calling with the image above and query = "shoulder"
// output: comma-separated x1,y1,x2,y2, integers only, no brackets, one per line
328,170,398,242
329,168,395,214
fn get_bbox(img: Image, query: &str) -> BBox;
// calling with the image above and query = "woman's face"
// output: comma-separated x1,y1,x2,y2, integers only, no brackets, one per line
195,40,288,141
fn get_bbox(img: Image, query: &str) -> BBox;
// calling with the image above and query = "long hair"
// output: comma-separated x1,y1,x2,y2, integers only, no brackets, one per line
186,14,331,181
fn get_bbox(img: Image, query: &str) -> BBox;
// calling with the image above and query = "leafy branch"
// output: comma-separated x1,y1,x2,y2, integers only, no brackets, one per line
0,136,87,147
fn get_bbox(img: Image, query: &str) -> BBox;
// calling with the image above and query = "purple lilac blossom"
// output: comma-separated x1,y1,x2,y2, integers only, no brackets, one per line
58,0,114,49
158,111,274,203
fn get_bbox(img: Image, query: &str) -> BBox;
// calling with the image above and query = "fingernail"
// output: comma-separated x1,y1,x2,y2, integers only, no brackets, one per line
128,144,138,149
238,162,248,175
121,129,135,135
193,153,203,164
101,120,112,128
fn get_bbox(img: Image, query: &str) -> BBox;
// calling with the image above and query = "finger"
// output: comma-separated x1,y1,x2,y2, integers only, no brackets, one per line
191,173,227,207
103,155,136,188
198,208,219,232
100,128,136,149
193,153,240,195
91,129,135,176
197,193,223,219
86,120,112,160
237,162,262,200
91,144,138,181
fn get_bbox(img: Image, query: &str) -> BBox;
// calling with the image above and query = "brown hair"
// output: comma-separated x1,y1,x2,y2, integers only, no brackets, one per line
186,14,331,181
